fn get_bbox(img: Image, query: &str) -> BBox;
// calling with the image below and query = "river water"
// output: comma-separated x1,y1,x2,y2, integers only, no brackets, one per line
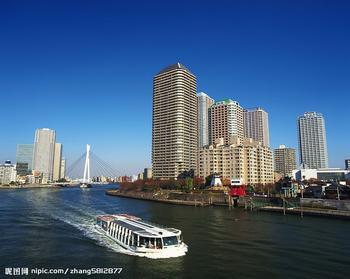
1,186,350,279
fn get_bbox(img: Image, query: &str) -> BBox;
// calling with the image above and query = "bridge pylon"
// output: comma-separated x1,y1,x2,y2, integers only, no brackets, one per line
81,144,91,188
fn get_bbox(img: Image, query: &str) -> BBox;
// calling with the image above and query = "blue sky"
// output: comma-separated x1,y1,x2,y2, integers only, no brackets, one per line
0,0,349,174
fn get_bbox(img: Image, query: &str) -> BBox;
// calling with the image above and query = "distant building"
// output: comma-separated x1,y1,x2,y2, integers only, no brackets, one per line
118,175,132,183
209,99,244,145
244,107,270,147
16,163,29,176
274,171,284,183
197,92,214,148
152,63,197,179
53,143,63,181
297,112,328,169
345,159,350,170
137,172,144,180
131,175,138,182
143,168,152,180
293,168,350,181
32,128,56,183
274,145,297,177
16,144,33,174
198,136,274,185
60,158,66,179
0,161,17,184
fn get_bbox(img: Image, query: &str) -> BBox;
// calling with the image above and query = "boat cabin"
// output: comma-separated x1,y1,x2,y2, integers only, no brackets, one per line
96,214,183,251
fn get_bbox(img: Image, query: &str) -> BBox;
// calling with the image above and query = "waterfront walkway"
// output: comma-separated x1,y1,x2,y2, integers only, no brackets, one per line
259,206,350,219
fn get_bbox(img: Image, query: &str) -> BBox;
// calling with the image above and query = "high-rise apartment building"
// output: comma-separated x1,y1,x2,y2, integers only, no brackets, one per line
152,63,197,179
244,107,270,147
197,92,214,148
53,143,62,181
32,128,56,183
198,137,274,185
16,144,33,175
297,112,328,169
274,145,297,177
209,99,244,145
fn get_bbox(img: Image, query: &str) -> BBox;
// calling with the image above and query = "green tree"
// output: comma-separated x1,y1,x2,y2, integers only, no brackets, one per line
185,177,193,191
205,175,213,186
57,178,67,183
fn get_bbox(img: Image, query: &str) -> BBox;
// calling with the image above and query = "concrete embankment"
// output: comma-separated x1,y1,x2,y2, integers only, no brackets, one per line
108,191,350,219
105,189,229,207
259,206,350,219
242,197,350,219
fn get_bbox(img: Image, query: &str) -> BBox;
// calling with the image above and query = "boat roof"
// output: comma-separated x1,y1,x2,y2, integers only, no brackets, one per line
97,214,181,238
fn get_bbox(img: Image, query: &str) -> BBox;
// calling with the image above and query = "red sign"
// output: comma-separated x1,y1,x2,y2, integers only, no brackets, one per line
229,186,246,197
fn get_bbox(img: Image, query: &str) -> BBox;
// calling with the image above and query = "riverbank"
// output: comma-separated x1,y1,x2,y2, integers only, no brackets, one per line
107,189,350,220
105,189,214,206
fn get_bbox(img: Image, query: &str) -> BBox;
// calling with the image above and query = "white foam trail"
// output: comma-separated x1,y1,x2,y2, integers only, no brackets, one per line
19,189,187,259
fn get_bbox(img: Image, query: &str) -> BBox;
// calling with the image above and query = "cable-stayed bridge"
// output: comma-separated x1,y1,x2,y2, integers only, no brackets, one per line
66,144,119,184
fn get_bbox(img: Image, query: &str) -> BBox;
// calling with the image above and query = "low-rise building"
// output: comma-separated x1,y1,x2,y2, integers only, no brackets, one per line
293,168,350,181
0,161,17,184
345,159,350,170
198,136,274,185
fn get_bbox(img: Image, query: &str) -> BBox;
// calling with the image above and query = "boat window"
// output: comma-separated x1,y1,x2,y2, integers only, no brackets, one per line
163,236,178,246
102,221,107,231
147,238,155,249
139,237,145,247
144,237,151,248
156,238,162,249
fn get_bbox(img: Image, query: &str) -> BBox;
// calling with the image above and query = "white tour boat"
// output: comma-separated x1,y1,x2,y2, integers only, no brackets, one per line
96,214,188,257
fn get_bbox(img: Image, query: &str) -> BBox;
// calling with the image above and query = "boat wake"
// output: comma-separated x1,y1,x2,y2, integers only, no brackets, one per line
21,190,186,259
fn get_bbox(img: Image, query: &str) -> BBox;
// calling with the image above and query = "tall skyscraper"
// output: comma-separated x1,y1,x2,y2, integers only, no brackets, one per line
152,63,197,179
32,128,56,183
53,143,62,181
16,144,33,174
209,99,244,145
197,92,214,148
244,107,270,147
274,145,297,177
297,112,328,169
